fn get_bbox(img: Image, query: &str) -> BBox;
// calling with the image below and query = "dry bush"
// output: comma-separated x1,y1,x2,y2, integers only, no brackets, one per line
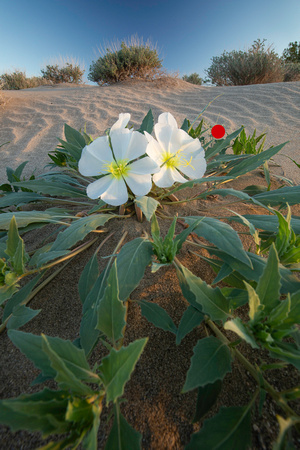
88,35,163,85
0,70,51,90
205,39,284,86
283,62,300,81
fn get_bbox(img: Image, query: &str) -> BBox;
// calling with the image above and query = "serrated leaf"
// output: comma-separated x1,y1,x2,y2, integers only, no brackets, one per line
193,380,222,422
41,335,93,395
176,305,204,345
64,123,86,151
182,336,232,392
266,341,300,370
224,318,259,349
256,244,281,313
5,216,29,274
184,216,252,267
186,405,252,450
138,299,177,334
180,265,230,322
96,261,126,345
105,403,142,450
8,330,99,385
99,338,147,404
116,238,153,301
82,404,101,450
0,209,71,230
51,214,115,252
134,196,159,221
253,185,300,206
268,296,291,327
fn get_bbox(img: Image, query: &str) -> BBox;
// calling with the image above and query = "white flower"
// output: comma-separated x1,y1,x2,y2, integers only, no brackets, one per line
78,114,160,206
145,112,206,188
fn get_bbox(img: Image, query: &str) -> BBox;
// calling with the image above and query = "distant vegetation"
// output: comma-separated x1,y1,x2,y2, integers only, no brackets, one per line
205,39,300,86
182,73,203,85
88,36,163,85
0,62,84,90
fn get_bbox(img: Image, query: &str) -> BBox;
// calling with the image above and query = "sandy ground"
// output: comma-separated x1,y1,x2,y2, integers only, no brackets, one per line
0,79,299,185
0,80,300,449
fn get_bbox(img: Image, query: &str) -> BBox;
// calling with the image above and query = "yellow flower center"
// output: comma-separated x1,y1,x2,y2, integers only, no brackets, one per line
104,159,130,179
162,149,195,170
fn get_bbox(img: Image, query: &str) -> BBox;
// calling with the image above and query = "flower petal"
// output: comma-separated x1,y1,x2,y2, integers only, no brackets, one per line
101,177,128,206
154,123,174,152
78,137,113,176
129,157,160,175
144,132,164,164
110,113,131,132
158,112,178,128
110,129,132,161
179,153,207,179
153,166,186,188
125,173,152,196
125,131,149,161
86,175,113,199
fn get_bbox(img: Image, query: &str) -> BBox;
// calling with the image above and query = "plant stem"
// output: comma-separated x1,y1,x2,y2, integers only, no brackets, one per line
206,318,300,419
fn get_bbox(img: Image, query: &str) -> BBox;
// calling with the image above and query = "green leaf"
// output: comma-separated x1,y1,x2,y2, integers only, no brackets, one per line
8,330,99,385
245,282,263,323
227,214,300,234
51,214,115,252
266,341,300,370
180,265,230,322
96,261,126,345
82,405,101,450
283,290,300,326
99,338,147,404
3,274,42,320
224,318,259,349
12,179,86,197
0,283,19,306
255,244,281,313
184,216,252,267
227,142,287,177
138,109,154,134
186,405,252,450
268,296,291,327
273,416,300,450
6,305,41,330
0,192,46,209
78,250,99,304
5,216,29,274
205,127,244,159
105,402,142,450
176,305,204,345
64,123,86,151
193,380,222,422
253,185,300,206
0,209,71,230
134,196,159,221
183,336,232,392
41,335,93,395
0,388,70,435
116,238,153,301
137,299,177,334
174,217,204,252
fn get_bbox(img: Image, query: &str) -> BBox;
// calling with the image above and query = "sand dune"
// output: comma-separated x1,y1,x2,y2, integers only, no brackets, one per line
0,79,299,184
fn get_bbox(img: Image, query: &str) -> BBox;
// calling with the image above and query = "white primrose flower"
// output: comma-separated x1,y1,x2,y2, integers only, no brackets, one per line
145,112,207,188
78,114,160,206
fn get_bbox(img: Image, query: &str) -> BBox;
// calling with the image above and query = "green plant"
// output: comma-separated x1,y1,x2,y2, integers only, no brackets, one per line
41,63,84,84
182,72,203,85
232,128,267,155
0,107,299,448
282,41,300,63
205,39,283,86
88,37,163,85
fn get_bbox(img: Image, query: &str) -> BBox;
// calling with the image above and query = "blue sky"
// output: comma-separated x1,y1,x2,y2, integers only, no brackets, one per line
0,0,299,83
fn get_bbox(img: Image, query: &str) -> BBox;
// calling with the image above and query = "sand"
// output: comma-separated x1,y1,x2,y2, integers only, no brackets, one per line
0,79,299,185
0,79,300,449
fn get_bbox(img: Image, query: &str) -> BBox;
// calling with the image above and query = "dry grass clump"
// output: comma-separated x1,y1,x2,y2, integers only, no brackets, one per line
0,70,51,90
88,35,163,85
205,39,296,86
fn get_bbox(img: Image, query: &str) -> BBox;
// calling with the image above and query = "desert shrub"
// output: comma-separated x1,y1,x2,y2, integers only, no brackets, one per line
205,39,284,86
182,72,203,85
0,71,50,90
282,41,300,63
88,37,163,85
282,62,300,81
41,63,84,84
